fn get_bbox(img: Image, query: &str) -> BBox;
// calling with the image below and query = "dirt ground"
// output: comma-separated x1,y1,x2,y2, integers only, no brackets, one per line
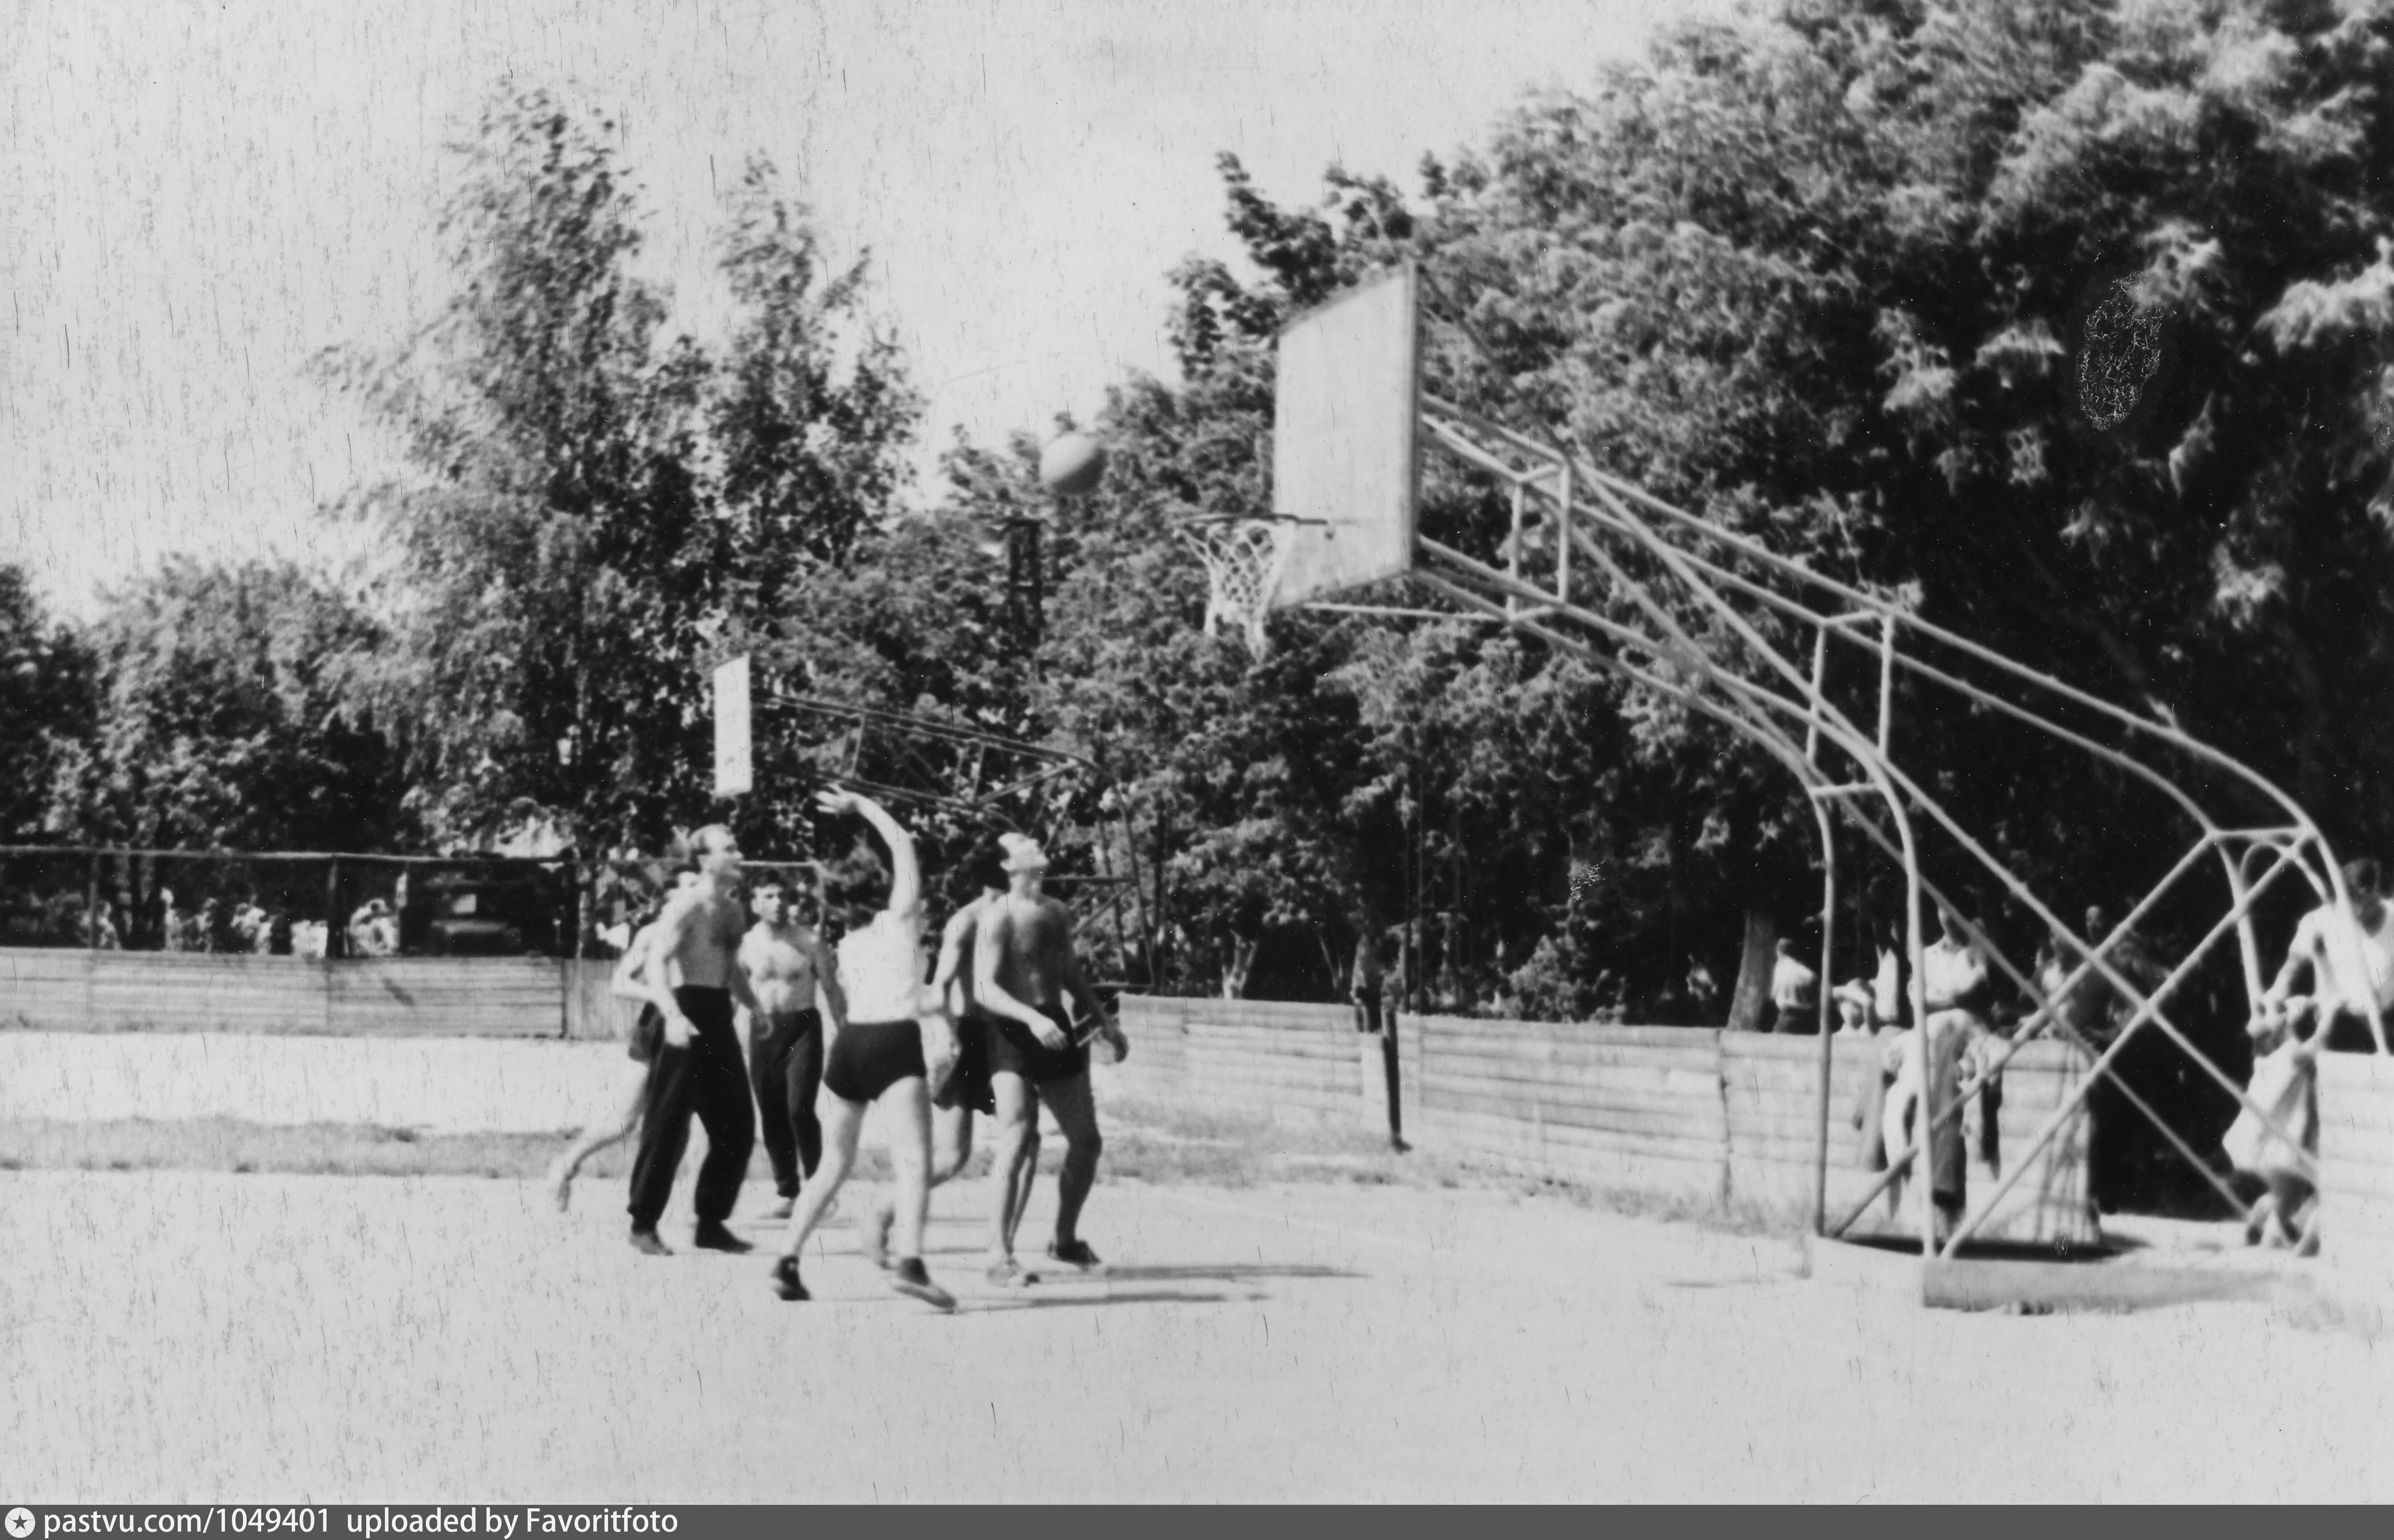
5,1160,2393,1503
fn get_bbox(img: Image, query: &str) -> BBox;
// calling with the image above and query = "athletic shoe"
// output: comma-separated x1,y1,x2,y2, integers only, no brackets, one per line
693,1221,755,1254
764,1196,796,1222
770,1254,809,1301
1046,1238,1103,1270
859,1206,894,1271
984,1255,1031,1289
629,1226,672,1257
888,1257,956,1312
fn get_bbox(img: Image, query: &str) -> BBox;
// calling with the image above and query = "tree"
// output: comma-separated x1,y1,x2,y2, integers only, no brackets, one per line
54,558,410,853
0,565,95,843
319,91,919,855
1004,0,2394,1035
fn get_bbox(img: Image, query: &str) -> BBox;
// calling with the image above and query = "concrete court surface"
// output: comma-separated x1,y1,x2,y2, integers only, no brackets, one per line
7,1165,2394,1503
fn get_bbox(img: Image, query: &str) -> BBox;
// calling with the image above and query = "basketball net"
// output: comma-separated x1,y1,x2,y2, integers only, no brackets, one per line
1179,517,1295,658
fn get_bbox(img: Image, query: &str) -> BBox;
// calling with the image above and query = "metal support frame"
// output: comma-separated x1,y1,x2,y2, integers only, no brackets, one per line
1301,390,2376,1273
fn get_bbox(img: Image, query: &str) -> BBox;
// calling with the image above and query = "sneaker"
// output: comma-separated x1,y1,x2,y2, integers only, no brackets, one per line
764,1196,796,1222
693,1221,755,1254
629,1226,672,1257
1046,1238,1103,1271
859,1206,894,1271
985,1255,1031,1289
769,1254,810,1301
888,1257,956,1312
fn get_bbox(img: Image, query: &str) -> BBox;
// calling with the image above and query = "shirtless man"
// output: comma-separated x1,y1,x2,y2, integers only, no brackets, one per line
2235,859,2394,1250
975,832,1130,1283
740,876,846,1222
857,837,1041,1275
626,827,765,1257
547,868,698,1210
770,788,959,1310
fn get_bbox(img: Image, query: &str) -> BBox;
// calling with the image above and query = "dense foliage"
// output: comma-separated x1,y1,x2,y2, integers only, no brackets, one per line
20,1,2394,1067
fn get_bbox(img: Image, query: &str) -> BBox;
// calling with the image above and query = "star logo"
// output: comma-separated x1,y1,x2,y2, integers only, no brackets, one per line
6,1507,35,1539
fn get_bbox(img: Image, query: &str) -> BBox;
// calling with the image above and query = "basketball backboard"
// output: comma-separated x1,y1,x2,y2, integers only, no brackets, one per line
1269,262,1420,606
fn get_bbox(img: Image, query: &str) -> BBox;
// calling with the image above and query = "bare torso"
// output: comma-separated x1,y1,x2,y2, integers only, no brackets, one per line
664,892,748,990
985,893,1076,1010
741,921,822,1017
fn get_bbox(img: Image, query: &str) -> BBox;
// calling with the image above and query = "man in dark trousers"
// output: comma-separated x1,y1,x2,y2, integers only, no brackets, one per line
626,825,765,1256
739,875,845,1221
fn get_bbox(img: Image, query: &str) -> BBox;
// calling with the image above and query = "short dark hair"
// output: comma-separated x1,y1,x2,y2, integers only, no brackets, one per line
967,837,1010,892
752,877,786,900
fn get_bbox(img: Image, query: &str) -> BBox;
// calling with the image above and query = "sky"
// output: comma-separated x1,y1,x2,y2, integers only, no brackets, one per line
2,0,1716,616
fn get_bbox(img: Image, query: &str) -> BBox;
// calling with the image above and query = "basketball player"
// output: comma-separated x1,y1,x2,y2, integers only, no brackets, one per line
741,875,845,1222
975,831,1130,1282
546,867,699,1212
770,788,958,1310
856,837,1042,1279
626,828,764,1257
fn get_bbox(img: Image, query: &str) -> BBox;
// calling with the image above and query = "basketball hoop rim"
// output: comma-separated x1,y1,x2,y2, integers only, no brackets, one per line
1178,512,1330,530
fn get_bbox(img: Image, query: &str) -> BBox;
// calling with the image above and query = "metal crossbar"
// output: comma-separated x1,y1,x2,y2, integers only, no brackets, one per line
1328,387,2376,1270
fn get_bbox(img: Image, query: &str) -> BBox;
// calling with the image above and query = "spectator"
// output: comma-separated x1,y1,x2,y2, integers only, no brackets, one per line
1766,937,1818,1033
348,899,399,958
160,890,202,952
1350,929,1387,1035
2229,859,2394,1253
79,898,123,951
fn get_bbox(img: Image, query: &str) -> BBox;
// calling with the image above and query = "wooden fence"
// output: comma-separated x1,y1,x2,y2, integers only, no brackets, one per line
1115,995,2101,1245
0,948,2104,1244
1,947,612,1039
2319,1053,2394,1262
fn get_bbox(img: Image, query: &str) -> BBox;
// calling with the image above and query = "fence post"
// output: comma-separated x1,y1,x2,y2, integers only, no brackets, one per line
1382,1010,1406,1151
85,851,100,951
324,857,343,961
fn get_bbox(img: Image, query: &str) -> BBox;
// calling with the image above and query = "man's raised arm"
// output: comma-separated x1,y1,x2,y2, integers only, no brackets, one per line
821,786,921,918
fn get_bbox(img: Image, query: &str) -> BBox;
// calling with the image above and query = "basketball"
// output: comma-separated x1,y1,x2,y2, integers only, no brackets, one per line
1038,432,1108,497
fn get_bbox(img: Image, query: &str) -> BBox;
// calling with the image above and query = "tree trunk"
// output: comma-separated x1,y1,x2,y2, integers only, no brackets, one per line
1726,903,1777,1032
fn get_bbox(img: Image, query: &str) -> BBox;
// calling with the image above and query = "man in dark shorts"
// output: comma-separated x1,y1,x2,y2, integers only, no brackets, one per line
858,837,1041,1277
627,827,766,1257
974,832,1130,1283
769,789,957,1311
739,876,845,1221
